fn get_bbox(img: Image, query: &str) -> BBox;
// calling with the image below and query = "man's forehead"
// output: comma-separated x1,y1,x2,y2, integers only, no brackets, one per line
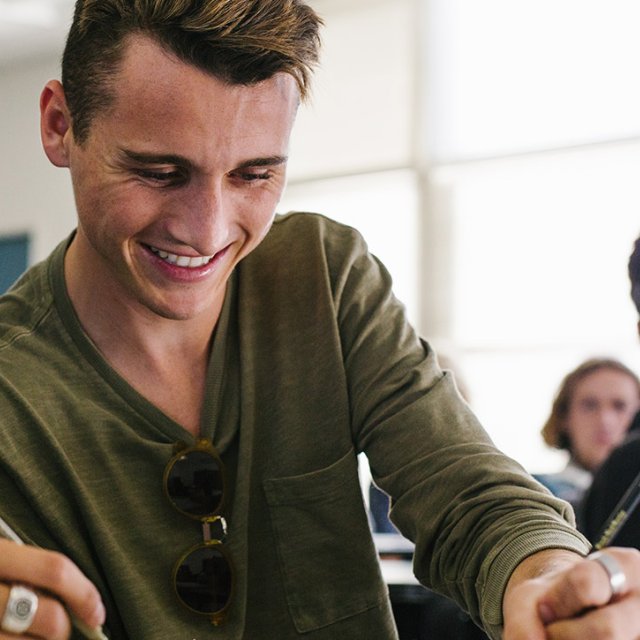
115,33,300,104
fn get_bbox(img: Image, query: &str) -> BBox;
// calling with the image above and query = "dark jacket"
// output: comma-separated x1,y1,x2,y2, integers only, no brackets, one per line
581,419,640,547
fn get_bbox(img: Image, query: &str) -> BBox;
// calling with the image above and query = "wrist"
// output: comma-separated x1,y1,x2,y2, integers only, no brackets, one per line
506,548,583,592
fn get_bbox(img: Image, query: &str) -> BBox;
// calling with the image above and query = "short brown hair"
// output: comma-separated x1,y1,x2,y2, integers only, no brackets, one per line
61,0,322,144
541,358,640,451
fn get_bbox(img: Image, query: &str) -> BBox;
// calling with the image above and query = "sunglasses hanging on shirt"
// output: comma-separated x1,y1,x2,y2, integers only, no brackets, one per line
163,438,234,626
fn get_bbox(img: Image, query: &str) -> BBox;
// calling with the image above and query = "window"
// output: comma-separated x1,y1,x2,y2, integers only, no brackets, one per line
290,0,640,473
0,234,29,294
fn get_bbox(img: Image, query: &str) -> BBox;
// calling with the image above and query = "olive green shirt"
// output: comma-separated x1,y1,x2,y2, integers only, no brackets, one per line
0,212,589,639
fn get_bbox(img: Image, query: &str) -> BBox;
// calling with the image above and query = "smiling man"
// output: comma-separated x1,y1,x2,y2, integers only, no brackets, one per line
1,1,640,640
41,33,299,434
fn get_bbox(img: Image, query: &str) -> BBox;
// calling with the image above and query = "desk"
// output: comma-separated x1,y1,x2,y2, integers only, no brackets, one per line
375,534,429,639
373,532,415,557
379,557,431,639
375,534,488,640
380,558,433,605
375,533,429,603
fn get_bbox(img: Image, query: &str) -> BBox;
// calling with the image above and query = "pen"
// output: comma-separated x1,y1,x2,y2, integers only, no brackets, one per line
592,468,640,550
0,515,109,640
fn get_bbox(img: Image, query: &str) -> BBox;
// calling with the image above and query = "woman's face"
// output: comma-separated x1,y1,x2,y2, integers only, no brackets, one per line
565,368,640,471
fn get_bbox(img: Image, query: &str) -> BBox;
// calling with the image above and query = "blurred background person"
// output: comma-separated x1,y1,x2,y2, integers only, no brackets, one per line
535,358,640,518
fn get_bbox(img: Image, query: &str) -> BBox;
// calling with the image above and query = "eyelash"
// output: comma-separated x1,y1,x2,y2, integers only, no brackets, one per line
231,170,272,182
135,169,183,184
135,169,272,185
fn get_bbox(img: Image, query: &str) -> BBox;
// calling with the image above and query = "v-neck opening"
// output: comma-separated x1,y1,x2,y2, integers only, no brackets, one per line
49,236,239,448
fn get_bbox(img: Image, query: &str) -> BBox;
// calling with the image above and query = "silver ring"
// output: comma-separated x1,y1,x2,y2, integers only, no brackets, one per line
589,551,627,601
1,584,39,634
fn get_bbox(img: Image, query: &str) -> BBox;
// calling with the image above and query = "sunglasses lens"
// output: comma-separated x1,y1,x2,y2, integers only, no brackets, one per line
166,449,224,517
175,544,232,616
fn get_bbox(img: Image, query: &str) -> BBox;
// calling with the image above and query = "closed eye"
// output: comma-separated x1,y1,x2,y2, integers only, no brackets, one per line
579,398,599,411
134,168,185,185
234,171,272,182
613,400,631,412
230,155,287,184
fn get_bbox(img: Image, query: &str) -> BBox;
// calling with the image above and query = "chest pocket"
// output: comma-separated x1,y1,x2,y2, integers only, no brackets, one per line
263,448,388,633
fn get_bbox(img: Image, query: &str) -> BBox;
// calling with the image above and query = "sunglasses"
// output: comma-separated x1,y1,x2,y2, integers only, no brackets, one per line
163,438,234,626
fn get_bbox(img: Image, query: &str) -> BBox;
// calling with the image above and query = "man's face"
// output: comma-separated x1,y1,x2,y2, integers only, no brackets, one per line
55,35,299,321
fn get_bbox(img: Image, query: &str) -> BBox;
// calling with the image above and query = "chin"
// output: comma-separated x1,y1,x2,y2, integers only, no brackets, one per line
142,297,203,321
159,306,203,322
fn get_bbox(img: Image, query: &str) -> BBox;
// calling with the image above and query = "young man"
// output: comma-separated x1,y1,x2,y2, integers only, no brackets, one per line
0,1,639,639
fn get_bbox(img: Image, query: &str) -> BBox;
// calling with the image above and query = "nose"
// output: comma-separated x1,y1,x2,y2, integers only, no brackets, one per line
178,177,232,254
596,407,627,435
595,407,613,427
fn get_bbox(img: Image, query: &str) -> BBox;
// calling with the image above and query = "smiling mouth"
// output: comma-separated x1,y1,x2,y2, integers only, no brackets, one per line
148,245,215,268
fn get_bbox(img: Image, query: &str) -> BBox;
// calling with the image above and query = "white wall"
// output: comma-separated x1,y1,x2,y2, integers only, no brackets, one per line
290,0,417,180
283,0,421,322
1,55,76,263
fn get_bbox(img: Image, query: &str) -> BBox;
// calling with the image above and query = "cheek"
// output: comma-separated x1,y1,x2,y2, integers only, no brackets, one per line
239,194,278,236
90,185,159,234
564,412,593,444
617,411,635,430
253,210,277,247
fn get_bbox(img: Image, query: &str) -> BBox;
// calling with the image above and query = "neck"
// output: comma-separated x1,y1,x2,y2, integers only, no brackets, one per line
64,237,224,435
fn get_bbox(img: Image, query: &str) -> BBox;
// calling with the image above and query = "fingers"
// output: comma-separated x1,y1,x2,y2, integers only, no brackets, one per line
545,595,640,640
0,583,71,639
539,548,640,623
504,547,640,640
0,539,105,634
502,576,550,640
502,549,582,640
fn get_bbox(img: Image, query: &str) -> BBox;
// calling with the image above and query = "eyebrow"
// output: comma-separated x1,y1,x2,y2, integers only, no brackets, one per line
236,155,288,169
120,149,195,170
120,149,288,170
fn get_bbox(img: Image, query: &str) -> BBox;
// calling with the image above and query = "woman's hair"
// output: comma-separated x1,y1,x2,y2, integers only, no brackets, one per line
61,0,323,144
541,358,640,451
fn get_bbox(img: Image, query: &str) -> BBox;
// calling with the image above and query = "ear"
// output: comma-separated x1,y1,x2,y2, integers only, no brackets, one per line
40,80,73,168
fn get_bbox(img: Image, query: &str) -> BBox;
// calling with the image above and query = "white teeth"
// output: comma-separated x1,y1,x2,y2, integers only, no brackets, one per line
149,246,214,268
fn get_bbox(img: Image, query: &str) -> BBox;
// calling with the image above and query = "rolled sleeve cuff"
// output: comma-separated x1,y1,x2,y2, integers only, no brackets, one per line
480,529,590,639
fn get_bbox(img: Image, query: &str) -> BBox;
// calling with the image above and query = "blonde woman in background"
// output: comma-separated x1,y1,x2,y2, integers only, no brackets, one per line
536,358,640,516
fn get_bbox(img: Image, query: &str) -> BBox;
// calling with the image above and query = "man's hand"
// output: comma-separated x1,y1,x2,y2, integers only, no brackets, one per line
0,539,105,639
503,547,640,639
